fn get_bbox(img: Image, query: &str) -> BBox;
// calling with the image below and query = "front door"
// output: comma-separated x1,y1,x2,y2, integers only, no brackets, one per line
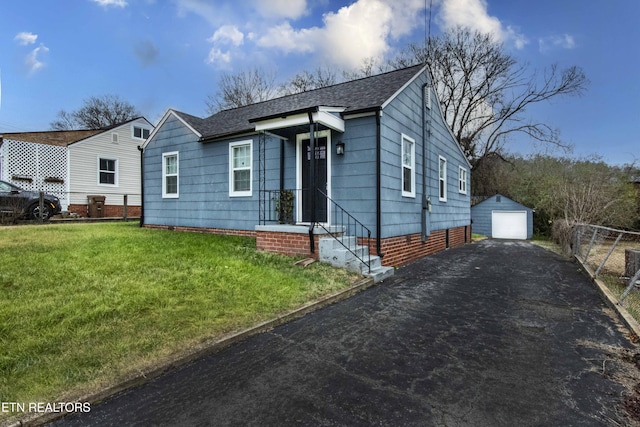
298,132,329,223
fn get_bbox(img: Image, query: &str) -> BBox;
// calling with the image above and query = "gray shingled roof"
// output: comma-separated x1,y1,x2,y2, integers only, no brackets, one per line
176,64,425,140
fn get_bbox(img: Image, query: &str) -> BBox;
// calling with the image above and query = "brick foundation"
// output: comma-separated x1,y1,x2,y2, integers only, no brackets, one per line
256,230,321,258
362,225,471,267
67,204,141,218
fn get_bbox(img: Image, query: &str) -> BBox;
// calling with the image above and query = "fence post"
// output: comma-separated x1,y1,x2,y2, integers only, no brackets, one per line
123,194,128,221
572,224,582,257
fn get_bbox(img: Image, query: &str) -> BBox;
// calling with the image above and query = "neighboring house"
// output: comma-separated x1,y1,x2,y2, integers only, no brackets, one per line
0,117,153,217
471,194,534,240
142,65,471,271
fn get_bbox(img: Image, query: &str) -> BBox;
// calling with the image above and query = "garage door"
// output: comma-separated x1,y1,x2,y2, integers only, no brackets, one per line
491,211,527,239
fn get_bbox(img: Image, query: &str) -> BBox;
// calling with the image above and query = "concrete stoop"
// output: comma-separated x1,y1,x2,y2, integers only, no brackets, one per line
319,236,394,283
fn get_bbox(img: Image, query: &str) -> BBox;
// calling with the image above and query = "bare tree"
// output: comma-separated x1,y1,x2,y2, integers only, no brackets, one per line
50,94,139,130
206,67,279,114
50,110,76,131
509,155,637,230
342,56,391,81
389,27,588,164
280,67,338,95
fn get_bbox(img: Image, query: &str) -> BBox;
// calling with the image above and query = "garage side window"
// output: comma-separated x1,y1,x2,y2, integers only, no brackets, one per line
162,151,179,198
229,140,252,197
401,134,415,198
99,158,117,186
439,156,447,201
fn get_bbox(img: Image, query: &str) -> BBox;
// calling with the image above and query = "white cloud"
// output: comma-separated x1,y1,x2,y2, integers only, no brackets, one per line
257,22,316,54
256,0,426,70
254,0,308,20
206,48,232,65
14,32,38,45
25,44,49,75
91,0,128,7
437,0,528,49
208,25,244,47
539,34,575,53
320,0,395,68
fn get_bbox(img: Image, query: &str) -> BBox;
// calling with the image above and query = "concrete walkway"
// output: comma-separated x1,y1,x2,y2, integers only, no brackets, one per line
50,240,640,426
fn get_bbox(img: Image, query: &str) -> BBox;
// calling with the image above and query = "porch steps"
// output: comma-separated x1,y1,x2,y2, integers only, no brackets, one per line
319,236,394,283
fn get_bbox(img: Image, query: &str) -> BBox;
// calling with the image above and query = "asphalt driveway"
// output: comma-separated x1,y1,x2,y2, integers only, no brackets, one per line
50,240,640,426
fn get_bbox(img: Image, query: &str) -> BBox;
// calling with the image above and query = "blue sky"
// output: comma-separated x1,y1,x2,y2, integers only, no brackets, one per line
1,0,638,165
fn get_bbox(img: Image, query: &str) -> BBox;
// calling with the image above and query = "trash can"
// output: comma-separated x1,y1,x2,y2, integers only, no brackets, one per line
87,195,106,218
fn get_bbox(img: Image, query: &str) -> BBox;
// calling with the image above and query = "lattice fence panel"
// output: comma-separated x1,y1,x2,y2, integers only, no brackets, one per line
37,143,67,197
7,140,37,187
5,139,68,207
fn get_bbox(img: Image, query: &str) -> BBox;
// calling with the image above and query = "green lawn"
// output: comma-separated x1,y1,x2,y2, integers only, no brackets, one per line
0,222,359,410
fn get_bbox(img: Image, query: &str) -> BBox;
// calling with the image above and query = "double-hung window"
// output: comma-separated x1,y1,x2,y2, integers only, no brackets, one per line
401,134,415,198
439,156,447,201
162,152,179,198
229,140,252,197
459,166,467,194
99,158,117,185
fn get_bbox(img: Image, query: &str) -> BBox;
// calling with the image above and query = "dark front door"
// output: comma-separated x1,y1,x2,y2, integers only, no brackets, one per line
301,136,328,223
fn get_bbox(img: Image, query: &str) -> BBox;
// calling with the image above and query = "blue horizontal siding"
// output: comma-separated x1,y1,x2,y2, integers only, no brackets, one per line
379,70,470,239
143,115,282,230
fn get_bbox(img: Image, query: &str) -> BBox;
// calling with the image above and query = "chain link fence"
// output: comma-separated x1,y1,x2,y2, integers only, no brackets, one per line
568,223,640,319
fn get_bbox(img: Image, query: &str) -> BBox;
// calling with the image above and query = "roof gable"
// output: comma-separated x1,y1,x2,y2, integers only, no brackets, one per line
68,117,154,148
142,110,202,149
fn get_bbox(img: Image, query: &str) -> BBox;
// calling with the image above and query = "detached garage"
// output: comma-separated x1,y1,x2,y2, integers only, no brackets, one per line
471,194,533,240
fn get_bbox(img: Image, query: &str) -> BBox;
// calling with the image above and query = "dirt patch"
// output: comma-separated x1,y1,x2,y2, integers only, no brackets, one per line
577,340,640,425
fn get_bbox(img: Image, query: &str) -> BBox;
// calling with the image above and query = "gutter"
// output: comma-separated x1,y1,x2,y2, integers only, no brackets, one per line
421,82,429,241
137,145,144,227
376,110,383,258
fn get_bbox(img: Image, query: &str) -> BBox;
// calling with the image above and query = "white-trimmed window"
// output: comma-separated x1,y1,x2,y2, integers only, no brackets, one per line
439,156,447,201
229,140,252,197
459,166,467,194
162,151,179,198
99,158,117,186
133,126,151,140
401,134,415,198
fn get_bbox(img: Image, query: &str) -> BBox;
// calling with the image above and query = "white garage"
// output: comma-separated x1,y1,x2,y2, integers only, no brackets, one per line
471,194,534,240
491,211,528,239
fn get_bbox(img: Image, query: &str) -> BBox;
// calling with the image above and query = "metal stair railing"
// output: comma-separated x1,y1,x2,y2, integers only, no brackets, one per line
316,189,371,274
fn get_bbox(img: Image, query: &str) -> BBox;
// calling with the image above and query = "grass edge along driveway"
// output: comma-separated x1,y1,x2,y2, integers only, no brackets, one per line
0,222,360,415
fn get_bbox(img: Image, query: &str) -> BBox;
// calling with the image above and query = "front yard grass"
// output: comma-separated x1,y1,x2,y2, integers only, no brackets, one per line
0,222,360,413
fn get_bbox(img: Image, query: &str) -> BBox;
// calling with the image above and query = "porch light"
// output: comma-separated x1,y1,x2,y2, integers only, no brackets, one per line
336,141,345,156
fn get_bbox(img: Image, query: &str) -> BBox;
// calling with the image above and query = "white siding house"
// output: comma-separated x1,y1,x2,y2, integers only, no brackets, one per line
0,117,153,217
68,118,152,214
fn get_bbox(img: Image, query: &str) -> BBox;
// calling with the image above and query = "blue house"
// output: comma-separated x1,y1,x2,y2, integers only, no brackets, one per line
141,65,471,276
471,194,533,239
